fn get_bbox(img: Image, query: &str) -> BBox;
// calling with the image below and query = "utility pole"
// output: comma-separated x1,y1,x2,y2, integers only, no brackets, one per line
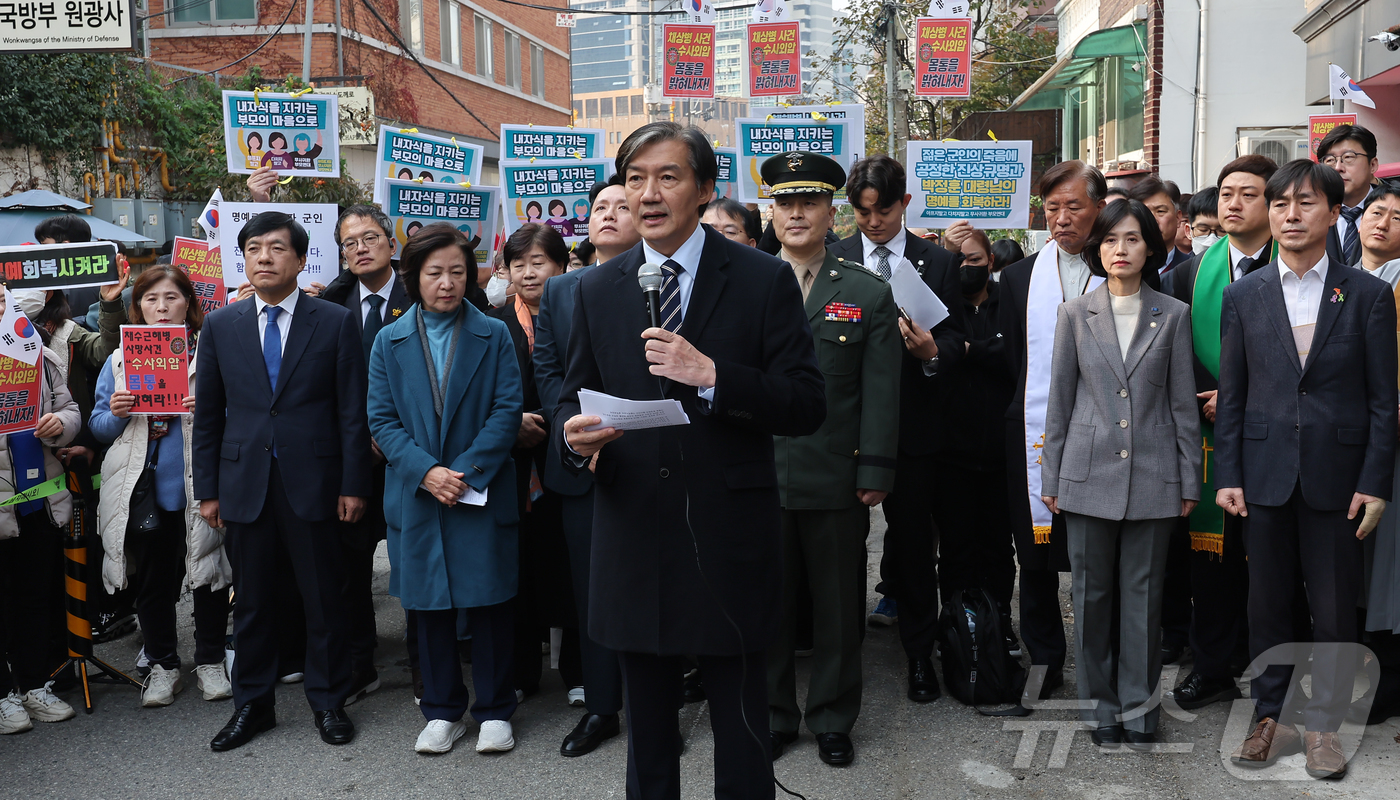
302,0,316,84
885,3,897,157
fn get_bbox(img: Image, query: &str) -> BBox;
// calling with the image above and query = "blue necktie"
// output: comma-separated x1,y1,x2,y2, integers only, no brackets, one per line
660,260,684,333
263,305,283,391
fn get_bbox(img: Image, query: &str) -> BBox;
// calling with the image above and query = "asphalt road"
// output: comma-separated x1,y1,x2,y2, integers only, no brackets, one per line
7,508,1399,799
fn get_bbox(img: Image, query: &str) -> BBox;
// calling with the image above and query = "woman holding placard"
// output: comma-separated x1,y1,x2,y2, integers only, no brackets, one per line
90,266,232,710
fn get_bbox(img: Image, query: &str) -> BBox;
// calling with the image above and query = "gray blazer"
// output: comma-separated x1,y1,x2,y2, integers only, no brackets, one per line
1040,282,1201,521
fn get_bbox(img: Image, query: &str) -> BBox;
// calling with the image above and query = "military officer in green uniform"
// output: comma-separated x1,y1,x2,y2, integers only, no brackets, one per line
764,151,902,767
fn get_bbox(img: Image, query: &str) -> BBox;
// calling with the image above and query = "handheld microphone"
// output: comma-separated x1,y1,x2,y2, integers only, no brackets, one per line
638,261,665,329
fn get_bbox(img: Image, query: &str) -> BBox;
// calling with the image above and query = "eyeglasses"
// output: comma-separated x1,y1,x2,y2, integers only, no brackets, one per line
340,233,383,252
1191,223,1225,237
1321,151,1367,166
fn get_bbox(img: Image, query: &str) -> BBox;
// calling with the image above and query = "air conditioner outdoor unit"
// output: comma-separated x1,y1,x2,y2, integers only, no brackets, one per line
1238,135,1311,164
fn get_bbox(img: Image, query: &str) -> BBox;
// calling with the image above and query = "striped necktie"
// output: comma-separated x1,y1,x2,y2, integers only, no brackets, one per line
660,259,684,333
874,245,893,280
1340,206,1362,266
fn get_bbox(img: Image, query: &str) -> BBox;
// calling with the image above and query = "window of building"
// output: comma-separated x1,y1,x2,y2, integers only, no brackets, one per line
631,95,644,115
398,0,424,53
475,15,493,78
586,98,599,118
615,96,629,117
600,97,613,117
531,44,545,97
173,0,257,24
573,100,584,118
504,29,522,88
440,0,461,66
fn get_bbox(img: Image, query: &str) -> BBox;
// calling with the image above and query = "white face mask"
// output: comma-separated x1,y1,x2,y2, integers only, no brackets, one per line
1192,233,1220,255
485,274,511,307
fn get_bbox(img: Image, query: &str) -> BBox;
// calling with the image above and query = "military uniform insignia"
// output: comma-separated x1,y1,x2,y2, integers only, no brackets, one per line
786,152,804,171
824,302,862,323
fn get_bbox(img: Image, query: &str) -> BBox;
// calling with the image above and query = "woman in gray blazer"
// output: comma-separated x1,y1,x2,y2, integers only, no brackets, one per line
1040,200,1202,750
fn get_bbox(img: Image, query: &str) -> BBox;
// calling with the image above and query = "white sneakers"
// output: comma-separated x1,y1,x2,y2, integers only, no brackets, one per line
195,663,233,701
476,720,515,753
567,687,586,707
279,672,305,684
0,691,33,734
415,718,469,753
141,664,185,708
22,682,75,722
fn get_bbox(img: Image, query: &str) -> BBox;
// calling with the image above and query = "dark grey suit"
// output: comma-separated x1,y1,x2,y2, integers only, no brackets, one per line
1216,258,1397,731
1041,282,1201,732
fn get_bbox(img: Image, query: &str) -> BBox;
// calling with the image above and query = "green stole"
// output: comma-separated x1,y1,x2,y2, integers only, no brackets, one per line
1188,237,1276,555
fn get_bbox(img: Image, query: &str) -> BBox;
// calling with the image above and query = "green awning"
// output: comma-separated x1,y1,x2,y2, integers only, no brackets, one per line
1046,23,1145,89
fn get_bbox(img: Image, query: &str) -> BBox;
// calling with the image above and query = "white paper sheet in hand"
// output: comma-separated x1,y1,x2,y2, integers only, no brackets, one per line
459,486,488,506
888,257,949,331
579,388,691,431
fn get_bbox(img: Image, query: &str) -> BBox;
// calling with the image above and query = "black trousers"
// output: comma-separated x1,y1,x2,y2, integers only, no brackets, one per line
341,529,379,674
878,452,941,661
0,512,62,692
129,509,230,668
224,460,351,710
621,650,773,800
930,461,1016,611
1189,514,1250,680
1019,566,1067,672
1160,520,1192,651
1244,485,1363,731
412,604,517,723
562,490,623,715
512,481,581,694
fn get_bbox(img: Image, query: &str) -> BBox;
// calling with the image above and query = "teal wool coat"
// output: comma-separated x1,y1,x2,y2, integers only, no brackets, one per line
367,303,523,610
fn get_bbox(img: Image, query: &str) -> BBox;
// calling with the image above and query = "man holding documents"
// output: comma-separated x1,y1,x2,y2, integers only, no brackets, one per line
762,152,901,767
829,155,966,704
558,122,826,799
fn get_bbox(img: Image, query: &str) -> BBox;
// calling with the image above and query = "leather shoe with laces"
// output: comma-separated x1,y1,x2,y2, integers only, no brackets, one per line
210,703,276,751
314,708,355,745
1167,671,1241,710
816,732,853,765
1303,731,1348,779
770,729,797,761
560,712,619,757
1230,717,1302,766
907,658,940,702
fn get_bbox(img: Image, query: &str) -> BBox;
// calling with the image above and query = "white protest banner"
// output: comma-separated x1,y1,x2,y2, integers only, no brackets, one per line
499,124,606,161
220,203,340,290
905,140,1032,229
735,116,854,204
383,180,500,270
499,160,613,247
222,90,341,177
750,103,866,163
373,126,485,205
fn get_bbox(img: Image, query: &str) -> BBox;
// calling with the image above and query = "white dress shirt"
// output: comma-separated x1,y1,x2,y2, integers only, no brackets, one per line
253,289,298,355
1228,242,1268,282
1278,254,1328,366
358,272,396,325
1057,246,1091,300
639,222,714,401
860,228,908,270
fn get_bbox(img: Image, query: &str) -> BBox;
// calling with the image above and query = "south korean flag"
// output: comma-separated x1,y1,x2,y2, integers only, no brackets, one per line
0,296,43,366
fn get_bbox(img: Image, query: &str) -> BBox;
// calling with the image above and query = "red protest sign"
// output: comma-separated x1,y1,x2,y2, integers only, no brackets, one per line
914,17,972,98
747,22,801,97
663,24,716,99
1309,114,1357,162
0,355,41,435
171,236,227,316
121,326,191,415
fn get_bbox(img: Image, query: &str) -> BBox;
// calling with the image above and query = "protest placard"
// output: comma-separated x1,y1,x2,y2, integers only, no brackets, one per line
499,160,613,246
171,237,226,315
121,326,190,415
662,24,716,99
747,21,801,98
0,355,41,435
373,126,485,205
222,90,341,177
751,103,867,163
1309,114,1356,162
0,0,136,53
913,17,972,98
0,241,121,292
905,140,1032,229
714,147,738,200
384,180,500,269
219,203,339,290
735,117,853,204
500,125,606,161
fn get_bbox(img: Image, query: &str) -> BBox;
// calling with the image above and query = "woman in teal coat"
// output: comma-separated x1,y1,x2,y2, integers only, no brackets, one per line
367,223,523,756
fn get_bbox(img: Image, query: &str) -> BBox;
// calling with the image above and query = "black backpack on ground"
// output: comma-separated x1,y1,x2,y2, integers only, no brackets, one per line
937,588,1027,711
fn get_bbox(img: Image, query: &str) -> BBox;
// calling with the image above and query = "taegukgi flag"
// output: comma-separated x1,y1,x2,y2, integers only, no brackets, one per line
1330,64,1377,109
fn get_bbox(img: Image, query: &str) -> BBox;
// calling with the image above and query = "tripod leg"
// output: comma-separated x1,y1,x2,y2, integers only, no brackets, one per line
85,654,144,689
79,660,93,714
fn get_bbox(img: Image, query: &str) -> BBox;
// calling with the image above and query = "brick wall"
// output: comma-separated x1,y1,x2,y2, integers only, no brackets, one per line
1142,1,1163,172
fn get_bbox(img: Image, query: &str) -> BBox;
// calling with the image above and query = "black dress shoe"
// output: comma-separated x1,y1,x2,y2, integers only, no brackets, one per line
344,667,381,707
770,729,797,761
1123,729,1154,752
560,712,620,757
1161,642,1186,665
1023,668,1065,702
211,703,276,751
314,708,355,745
682,668,705,704
1091,724,1123,749
907,658,940,702
816,732,854,766
1167,671,1241,710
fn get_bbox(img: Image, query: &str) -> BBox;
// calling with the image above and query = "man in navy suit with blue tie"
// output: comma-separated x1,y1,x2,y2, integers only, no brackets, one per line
193,211,372,751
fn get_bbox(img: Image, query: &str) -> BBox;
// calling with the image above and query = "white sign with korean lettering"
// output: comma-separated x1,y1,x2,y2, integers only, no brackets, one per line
0,0,135,53
219,203,340,290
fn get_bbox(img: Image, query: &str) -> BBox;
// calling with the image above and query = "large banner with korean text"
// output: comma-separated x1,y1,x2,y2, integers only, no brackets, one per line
499,160,613,247
373,126,485,205
905,140,1032,229
222,90,341,176
913,17,972,98
735,117,854,204
384,180,500,269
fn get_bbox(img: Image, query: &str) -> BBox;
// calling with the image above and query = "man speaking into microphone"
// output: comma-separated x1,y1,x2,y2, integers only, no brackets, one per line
558,121,826,799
